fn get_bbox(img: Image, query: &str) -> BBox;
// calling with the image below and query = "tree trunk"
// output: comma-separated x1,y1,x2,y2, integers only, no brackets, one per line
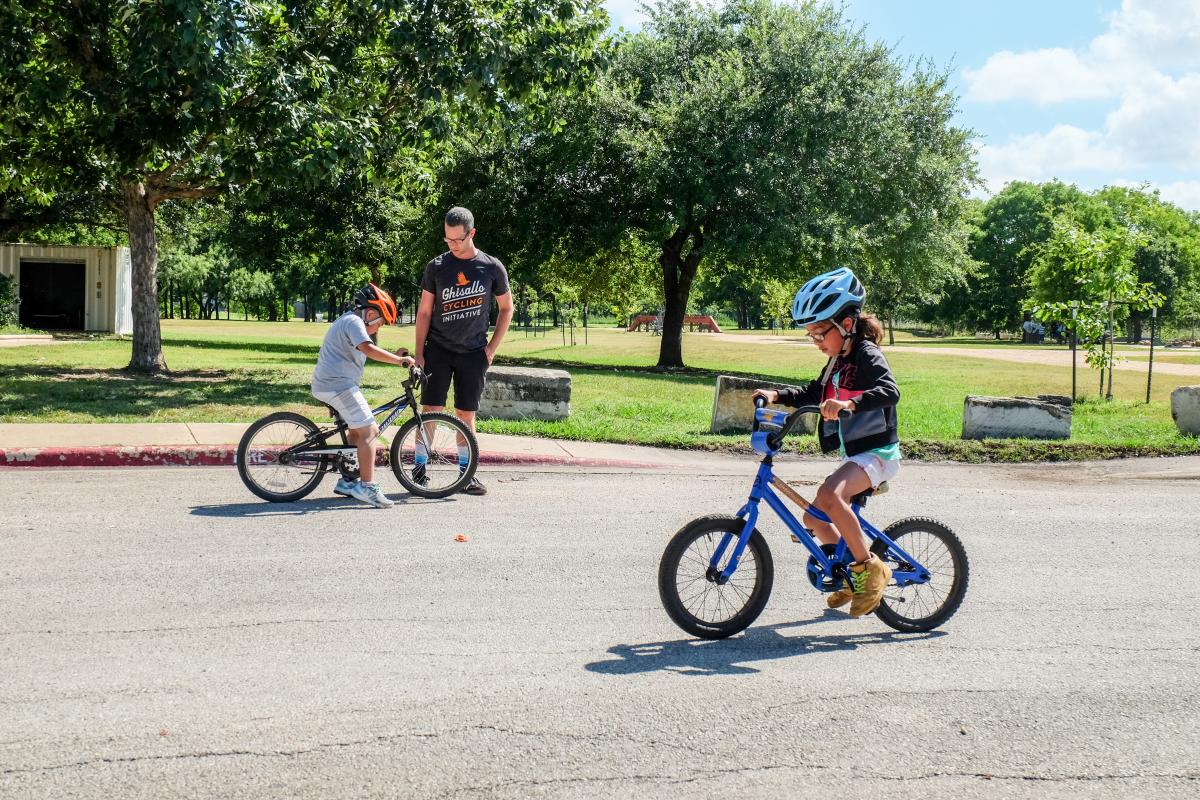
887,316,895,346
124,181,168,372
657,226,703,369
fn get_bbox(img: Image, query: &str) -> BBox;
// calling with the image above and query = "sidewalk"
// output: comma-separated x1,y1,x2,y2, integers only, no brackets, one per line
0,423,754,471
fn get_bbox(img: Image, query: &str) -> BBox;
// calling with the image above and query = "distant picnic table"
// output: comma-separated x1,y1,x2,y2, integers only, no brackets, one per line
627,314,722,333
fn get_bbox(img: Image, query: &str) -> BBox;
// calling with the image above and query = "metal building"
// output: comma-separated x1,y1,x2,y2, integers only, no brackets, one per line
0,244,133,334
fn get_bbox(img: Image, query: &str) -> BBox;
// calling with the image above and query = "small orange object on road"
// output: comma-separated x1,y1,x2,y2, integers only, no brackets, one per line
454,534,469,542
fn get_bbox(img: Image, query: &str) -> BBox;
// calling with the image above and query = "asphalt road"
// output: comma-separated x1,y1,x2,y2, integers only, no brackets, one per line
2,458,1199,799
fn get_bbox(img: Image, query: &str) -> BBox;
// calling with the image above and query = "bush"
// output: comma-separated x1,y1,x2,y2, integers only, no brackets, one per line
0,274,18,328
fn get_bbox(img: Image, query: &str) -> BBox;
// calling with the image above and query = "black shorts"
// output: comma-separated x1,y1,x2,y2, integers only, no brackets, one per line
421,340,489,411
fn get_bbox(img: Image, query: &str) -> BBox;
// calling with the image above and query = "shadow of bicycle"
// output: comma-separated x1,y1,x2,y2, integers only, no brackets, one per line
585,614,947,676
190,493,459,518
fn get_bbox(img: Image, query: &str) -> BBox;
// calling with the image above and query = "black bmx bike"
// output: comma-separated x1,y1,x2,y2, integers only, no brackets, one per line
236,366,479,502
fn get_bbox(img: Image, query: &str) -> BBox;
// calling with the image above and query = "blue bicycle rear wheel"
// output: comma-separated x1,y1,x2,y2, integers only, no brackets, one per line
871,517,968,632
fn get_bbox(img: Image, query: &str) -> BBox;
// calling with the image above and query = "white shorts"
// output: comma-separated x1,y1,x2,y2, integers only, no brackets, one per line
312,387,374,430
844,451,900,487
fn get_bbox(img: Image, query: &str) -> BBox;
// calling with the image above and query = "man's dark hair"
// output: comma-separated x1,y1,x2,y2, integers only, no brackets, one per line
445,206,474,232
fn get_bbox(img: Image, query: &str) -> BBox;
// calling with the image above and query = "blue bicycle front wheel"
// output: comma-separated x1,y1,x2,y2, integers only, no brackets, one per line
658,515,774,639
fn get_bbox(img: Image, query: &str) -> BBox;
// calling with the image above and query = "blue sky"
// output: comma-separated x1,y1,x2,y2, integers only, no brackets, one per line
604,1,1200,210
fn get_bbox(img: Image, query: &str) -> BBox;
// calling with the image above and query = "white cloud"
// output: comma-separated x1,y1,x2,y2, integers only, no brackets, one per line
964,48,1113,105
975,125,1127,191
1093,0,1200,71
966,1,1200,204
605,0,647,31
1105,73,1200,166
965,0,1200,104
1108,178,1200,211
1149,180,1200,211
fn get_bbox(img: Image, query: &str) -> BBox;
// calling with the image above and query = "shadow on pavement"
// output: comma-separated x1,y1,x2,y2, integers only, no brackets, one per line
585,614,946,676
191,493,456,517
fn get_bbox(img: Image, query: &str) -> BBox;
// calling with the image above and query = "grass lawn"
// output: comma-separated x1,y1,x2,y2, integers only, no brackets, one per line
1,319,1197,461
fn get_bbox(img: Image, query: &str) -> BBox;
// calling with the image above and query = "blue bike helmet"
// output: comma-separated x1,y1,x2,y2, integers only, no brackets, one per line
791,267,865,328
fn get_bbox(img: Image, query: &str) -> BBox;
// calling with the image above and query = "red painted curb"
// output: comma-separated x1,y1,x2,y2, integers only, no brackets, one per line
0,445,668,470
0,445,238,468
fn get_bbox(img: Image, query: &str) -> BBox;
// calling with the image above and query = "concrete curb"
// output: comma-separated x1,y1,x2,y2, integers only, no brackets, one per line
0,445,669,470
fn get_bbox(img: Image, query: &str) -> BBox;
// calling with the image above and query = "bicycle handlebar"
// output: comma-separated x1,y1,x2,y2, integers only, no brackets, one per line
403,364,427,389
753,395,850,450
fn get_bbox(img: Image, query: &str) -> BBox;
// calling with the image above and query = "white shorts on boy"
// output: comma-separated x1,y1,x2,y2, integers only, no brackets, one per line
312,387,374,430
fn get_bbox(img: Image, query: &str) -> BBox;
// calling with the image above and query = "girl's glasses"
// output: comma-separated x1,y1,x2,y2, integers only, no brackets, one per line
806,325,836,343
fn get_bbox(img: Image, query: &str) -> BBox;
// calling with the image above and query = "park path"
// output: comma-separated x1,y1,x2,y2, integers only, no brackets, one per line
0,336,66,348
707,332,1200,377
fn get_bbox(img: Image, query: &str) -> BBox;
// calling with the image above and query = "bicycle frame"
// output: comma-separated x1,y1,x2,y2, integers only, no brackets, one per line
710,405,932,591
282,374,428,470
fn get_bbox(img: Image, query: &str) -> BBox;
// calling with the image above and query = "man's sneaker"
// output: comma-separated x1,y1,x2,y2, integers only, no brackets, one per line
826,587,853,609
349,480,395,508
333,477,357,498
461,477,487,496
411,464,428,487
848,555,892,618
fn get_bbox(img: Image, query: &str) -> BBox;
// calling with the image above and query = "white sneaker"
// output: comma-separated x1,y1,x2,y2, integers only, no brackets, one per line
349,481,394,508
333,477,357,497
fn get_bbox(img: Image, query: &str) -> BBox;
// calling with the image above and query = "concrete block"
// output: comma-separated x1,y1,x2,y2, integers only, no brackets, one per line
478,366,571,421
710,375,817,434
962,395,1072,440
1171,385,1200,436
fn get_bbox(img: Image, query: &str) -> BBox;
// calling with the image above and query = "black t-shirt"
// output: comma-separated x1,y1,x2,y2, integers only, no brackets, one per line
420,250,511,353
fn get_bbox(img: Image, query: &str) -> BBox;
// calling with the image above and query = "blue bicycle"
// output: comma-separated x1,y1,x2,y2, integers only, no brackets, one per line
658,400,968,639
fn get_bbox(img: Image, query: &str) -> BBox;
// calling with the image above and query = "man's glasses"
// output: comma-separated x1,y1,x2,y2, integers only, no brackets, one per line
806,325,837,343
443,234,471,245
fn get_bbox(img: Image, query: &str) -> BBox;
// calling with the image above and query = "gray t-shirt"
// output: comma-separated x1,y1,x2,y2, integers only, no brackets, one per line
421,250,510,353
311,312,371,392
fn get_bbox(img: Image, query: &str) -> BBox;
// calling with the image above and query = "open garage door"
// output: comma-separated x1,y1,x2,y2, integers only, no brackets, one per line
19,260,85,330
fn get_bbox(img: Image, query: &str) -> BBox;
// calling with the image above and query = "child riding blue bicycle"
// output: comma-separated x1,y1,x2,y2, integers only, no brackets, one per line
753,267,899,617
658,266,968,639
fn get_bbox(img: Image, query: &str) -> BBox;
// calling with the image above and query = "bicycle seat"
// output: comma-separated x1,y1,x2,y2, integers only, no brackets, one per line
850,481,889,507
322,404,344,423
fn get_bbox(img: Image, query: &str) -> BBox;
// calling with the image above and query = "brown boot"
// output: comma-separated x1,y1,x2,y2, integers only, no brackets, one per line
826,588,853,609
848,555,892,618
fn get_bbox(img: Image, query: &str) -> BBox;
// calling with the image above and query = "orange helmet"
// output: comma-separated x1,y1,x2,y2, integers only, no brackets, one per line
353,282,397,325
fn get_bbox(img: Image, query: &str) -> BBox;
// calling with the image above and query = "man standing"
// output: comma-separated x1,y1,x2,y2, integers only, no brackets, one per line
413,206,513,496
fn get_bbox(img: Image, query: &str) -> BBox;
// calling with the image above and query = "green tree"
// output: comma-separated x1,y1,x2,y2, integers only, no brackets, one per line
0,187,122,245
443,0,977,367
158,250,213,320
760,279,793,333
930,181,1109,337
1095,185,1200,341
1174,278,1200,340
226,267,276,320
0,274,18,328
0,0,606,371
1029,213,1162,399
